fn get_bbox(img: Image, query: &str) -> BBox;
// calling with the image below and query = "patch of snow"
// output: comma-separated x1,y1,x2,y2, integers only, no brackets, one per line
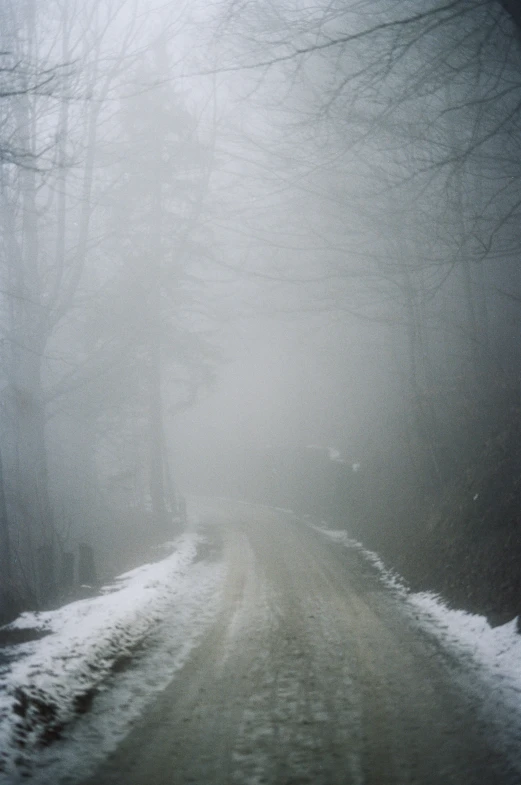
313,522,521,759
405,591,521,764
0,533,224,782
409,591,519,660
304,445,346,463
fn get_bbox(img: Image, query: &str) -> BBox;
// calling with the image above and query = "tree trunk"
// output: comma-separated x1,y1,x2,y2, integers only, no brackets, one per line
149,340,169,533
0,447,18,622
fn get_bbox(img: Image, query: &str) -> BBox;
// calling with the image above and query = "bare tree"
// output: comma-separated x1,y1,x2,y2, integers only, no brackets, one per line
0,0,159,613
202,0,521,527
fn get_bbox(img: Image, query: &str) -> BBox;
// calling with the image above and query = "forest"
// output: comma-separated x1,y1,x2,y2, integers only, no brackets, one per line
1,0,521,627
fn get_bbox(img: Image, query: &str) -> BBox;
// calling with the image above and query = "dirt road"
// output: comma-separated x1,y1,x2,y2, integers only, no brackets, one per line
80,500,519,785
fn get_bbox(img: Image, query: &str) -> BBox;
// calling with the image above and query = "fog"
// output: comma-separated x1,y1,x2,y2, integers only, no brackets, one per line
1,0,520,617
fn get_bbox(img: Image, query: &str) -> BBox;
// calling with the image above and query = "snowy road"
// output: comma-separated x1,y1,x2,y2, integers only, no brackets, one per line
76,499,520,785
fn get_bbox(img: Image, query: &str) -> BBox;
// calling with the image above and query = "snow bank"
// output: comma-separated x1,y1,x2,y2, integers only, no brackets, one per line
406,591,521,760
0,534,203,772
408,592,521,692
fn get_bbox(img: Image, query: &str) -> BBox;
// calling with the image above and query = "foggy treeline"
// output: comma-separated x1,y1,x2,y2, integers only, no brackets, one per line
0,0,219,619
192,3,521,518
201,0,521,607
1,0,521,621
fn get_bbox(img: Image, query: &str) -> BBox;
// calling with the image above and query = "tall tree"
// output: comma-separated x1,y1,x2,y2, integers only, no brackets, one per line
103,56,215,532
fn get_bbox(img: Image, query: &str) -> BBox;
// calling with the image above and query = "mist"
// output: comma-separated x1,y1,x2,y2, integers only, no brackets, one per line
0,0,519,615
3,1,521,782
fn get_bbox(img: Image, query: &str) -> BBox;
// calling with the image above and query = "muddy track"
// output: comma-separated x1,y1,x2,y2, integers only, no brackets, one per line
79,501,520,785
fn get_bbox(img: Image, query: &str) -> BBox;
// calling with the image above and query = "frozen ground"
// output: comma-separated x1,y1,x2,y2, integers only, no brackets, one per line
1,501,521,784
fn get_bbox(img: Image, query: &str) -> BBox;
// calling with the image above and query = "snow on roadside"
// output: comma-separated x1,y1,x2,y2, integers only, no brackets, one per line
314,526,521,729
313,526,407,595
0,532,224,781
405,591,521,753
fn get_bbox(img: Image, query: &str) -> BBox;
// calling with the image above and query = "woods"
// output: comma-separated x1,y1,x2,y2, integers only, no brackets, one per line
0,1,216,621
195,0,521,618
1,0,521,624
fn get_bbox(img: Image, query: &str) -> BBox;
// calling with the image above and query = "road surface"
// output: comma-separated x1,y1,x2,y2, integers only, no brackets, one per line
80,499,519,785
